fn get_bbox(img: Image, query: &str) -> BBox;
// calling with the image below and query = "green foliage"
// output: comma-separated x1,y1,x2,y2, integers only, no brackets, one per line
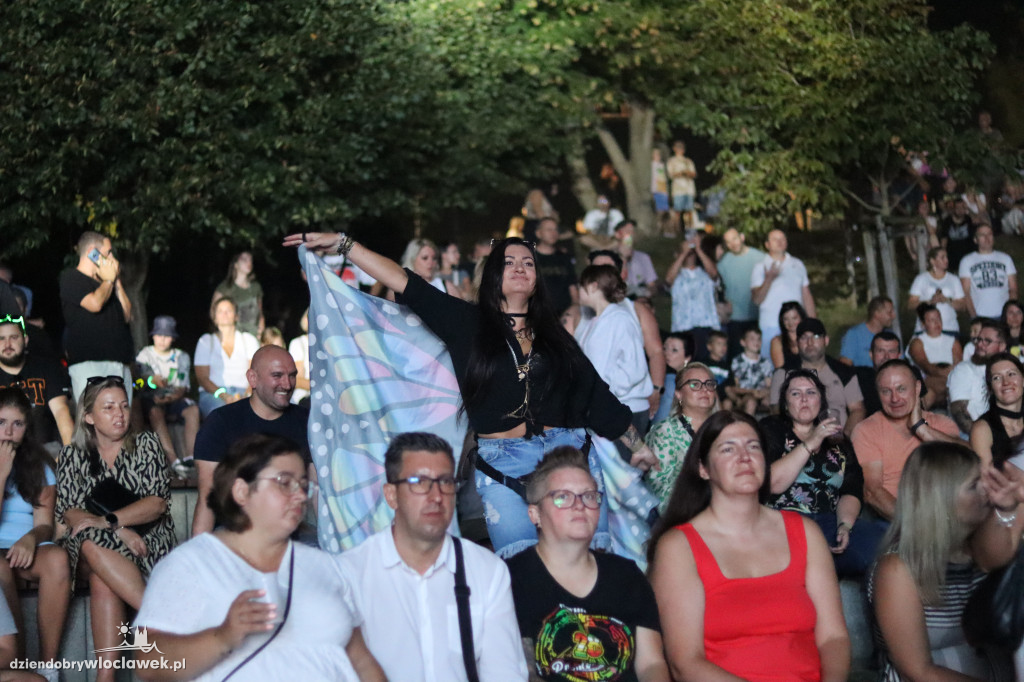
0,0,567,259
668,0,994,231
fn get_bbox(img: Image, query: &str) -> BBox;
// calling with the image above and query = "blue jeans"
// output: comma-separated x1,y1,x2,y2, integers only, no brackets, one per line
806,511,888,578
475,428,610,558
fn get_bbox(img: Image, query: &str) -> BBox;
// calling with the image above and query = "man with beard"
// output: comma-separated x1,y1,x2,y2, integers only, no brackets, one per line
948,318,1009,435
0,314,73,445
191,345,308,535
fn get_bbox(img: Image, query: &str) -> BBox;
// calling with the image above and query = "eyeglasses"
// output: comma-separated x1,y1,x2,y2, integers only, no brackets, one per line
491,238,536,251
0,315,25,332
544,489,603,509
973,336,1000,346
684,379,718,392
255,473,310,496
86,375,125,387
798,333,825,342
391,475,458,495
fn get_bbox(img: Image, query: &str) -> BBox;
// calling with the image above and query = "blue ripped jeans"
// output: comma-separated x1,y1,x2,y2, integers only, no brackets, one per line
475,427,610,558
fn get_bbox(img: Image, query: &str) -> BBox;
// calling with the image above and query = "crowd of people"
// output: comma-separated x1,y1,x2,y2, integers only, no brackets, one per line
0,152,1021,680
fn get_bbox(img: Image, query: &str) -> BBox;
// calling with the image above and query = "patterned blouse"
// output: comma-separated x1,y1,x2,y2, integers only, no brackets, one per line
758,415,863,514
56,431,176,588
644,414,697,512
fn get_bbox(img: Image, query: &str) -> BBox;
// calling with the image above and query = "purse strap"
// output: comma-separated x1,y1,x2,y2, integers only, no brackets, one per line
453,538,480,682
222,544,295,682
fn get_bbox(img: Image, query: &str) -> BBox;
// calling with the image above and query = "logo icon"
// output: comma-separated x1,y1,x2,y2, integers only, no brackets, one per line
94,622,165,655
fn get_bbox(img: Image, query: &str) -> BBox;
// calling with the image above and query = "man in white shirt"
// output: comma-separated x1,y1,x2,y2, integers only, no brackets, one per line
959,222,1018,318
750,229,817,356
581,195,625,239
336,432,527,682
948,319,1008,435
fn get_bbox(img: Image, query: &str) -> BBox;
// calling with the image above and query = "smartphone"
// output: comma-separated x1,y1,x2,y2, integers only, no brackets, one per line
684,228,697,247
87,248,102,265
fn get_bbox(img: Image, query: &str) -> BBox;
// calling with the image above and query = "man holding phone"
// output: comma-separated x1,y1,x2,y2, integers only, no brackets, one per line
59,231,134,403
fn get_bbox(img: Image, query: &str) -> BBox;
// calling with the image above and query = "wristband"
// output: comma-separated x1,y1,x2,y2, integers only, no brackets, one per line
213,387,227,399
909,418,927,436
652,385,664,395
146,375,157,390
995,508,1018,528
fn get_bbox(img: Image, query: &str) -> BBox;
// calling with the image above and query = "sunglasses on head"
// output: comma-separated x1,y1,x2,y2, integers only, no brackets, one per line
86,375,125,387
491,238,536,251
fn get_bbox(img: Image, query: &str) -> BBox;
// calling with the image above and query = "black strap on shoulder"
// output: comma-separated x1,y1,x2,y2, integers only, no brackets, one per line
453,538,480,682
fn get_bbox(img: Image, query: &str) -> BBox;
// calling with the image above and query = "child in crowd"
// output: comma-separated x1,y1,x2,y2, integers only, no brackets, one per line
961,316,985,363
135,315,199,479
725,326,774,415
260,326,286,348
704,330,732,408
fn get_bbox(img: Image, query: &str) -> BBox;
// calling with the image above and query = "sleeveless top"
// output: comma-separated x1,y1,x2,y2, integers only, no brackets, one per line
679,511,820,681
979,409,1016,466
915,332,956,366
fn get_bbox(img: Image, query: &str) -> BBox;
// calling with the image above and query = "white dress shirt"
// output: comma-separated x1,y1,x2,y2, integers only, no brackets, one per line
335,529,527,682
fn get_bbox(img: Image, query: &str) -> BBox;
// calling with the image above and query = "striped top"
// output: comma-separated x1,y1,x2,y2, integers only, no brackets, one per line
867,557,1012,680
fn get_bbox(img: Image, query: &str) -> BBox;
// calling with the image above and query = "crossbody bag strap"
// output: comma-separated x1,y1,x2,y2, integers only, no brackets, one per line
453,538,480,682
222,544,295,682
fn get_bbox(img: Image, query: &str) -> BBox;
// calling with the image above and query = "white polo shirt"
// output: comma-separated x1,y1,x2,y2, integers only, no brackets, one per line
335,529,527,682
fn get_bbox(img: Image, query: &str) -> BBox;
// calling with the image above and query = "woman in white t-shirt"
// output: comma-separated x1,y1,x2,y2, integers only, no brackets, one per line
908,303,962,409
135,434,383,681
194,298,260,417
907,247,966,334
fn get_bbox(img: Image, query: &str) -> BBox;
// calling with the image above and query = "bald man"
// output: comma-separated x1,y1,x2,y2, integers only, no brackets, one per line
191,346,309,535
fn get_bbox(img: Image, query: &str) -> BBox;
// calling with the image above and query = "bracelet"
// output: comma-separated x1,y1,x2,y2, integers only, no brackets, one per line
146,375,157,390
213,387,227,399
995,508,1018,527
837,522,852,532
652,385,664,395
332,233,354,256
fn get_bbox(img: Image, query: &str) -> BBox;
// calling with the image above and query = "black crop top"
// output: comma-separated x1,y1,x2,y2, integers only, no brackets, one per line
399,271,631,439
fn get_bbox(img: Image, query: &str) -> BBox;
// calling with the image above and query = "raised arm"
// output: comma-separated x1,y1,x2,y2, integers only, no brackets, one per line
283,233,409,295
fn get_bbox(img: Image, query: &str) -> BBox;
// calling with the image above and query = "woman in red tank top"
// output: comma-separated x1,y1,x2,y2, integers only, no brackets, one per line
647,410,850,681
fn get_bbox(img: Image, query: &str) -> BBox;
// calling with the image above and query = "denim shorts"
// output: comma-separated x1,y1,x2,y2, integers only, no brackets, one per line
672,194,695,212
475,427,611,558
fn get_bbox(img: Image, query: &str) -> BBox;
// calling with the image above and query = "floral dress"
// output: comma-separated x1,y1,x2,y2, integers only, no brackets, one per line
644,414,697,512
56,431,176,588
758,415,862,514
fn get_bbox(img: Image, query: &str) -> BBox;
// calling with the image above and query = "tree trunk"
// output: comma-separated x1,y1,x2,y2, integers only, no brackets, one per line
566,146,598,225
595,101,656,236
876,216,902,340
862,230,880,301
120,250,151,353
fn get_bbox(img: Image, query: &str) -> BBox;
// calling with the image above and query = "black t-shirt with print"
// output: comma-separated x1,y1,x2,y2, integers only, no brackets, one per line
0,355,72,443
507,547,660,682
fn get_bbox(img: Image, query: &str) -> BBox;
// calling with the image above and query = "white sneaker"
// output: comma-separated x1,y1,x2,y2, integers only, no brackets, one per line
171,460,191,479
38,663,59,682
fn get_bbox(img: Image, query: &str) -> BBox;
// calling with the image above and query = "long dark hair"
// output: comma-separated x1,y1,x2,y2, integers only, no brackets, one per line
461,238,580,413
0,388,56,507
777,301,807,335
647,410,770,564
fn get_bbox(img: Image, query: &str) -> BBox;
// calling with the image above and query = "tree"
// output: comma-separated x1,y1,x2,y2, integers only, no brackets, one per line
0,0,566,344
